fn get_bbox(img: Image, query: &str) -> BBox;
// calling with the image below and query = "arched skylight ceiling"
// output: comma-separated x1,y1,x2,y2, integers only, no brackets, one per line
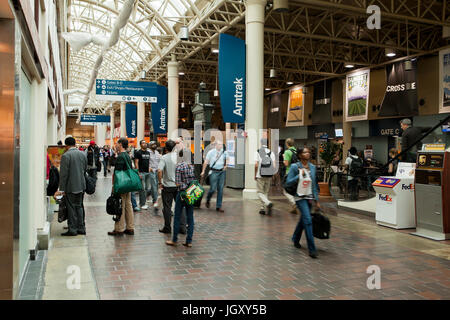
67,0,192,112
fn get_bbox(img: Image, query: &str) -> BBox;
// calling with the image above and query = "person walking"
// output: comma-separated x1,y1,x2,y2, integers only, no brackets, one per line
148,141,161,213
255,138,276,215
165,150,196,247
158,140,186,234
283,138,299,214
345,147,362,201
102,145,110,177
54,137,88,236
400,118,423,163
108,137,134,236
201,140,227,212
134,140,152,210
286,147,320,259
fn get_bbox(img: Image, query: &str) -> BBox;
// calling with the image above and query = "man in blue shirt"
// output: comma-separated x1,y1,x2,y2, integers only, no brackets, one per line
201,140,228,212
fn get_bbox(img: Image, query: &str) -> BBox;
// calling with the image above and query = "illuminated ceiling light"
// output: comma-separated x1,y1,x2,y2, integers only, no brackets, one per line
286,81,294,85
214,90,219,97
211,38,219,53
344,63,354,69
181,102,185,108
180,25,189,41
270,68,277,78
385,47,396,57
140,70,146,79
273,0,289,12
265,88,271,91
405,60,413,71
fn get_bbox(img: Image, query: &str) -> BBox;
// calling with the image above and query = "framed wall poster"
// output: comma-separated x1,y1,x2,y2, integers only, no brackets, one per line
439,48,450,114
47,146,66,169
345,69,370,122
286,86,304,127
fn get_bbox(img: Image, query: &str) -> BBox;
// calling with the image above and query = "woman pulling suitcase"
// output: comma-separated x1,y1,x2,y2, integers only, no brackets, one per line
285,147,321,259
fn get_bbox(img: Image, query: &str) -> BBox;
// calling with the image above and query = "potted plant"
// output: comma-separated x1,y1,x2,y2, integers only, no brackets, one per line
318,141,340,196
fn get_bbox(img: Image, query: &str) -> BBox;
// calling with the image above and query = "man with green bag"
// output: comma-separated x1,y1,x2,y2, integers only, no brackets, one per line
108,137,142,236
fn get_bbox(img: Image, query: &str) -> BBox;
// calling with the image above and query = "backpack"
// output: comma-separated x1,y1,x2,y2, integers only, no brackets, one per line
85,172,96,195
287,148,299,165
106,193,122,222
349,157,364,176
180,180,205,205
47,166,60,196
259,148,275,177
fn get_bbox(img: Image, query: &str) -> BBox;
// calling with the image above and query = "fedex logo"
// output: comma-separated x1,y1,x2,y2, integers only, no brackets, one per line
402,184,414,190
379,194,392,202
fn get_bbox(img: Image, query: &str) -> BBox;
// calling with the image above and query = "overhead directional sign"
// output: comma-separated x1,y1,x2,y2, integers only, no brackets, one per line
95,79,158,103
80,114,111,125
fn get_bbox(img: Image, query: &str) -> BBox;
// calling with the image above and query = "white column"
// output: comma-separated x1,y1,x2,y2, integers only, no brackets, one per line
167,54,179,139
137,102,145,143
120,102,126,137
243,0,266,200
110,107,115,147
47,110,57,145
95,124,106,147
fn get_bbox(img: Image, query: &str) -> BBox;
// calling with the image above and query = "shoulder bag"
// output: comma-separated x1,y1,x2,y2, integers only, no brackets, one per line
113,153,143,194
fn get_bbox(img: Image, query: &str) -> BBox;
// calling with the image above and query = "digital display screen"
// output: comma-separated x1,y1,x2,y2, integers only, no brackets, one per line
417,153,444,169
335,129,343,137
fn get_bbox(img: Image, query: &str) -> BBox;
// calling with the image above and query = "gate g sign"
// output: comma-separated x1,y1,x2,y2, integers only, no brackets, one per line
218,34,246,123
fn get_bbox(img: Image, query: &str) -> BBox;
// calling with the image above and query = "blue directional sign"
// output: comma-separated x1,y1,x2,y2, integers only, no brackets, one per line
80,114,111,125
95,79,158,103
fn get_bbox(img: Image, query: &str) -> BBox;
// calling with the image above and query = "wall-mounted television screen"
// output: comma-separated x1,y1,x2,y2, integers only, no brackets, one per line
335,129,343,137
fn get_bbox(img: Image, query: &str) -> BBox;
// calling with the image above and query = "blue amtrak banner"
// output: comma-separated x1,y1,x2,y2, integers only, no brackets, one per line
218,34,246,123
125,103,137,138
151,85,168,134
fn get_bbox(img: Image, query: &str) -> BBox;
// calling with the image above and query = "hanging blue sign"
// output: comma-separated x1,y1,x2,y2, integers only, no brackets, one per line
80,114,111,124
151,85,168,134
125,104,137,138
95,79,158,103
218,34,246,123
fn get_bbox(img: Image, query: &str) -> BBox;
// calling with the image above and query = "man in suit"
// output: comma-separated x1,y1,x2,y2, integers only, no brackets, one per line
54,137,88,236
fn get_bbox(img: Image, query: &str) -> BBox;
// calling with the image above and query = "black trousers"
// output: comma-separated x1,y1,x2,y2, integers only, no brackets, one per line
88,168,97,179
348,179,359,201
161,187,185,231
66,192,85,234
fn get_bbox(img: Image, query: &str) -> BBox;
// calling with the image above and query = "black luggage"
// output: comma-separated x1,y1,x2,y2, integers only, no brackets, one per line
85,172,96,195
106,193,122,222
56,196,68,223
311,212,331,239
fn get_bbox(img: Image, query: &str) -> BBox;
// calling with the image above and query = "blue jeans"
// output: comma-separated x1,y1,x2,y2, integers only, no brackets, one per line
131,192,137,209
148,171,159,204
206,170,226,208
292,199,317,254
173,193,194,244
138,172,152,206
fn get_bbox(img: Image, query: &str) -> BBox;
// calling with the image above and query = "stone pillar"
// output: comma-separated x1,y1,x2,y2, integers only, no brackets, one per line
167,54,179,139
137,102,145,144
243,0,266,200
120,102,126,137
342,79,352,160
110,107,115,147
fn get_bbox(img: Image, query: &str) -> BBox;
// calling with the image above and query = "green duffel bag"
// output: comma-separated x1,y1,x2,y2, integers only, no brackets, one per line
113,154,143,194
180,180,204,206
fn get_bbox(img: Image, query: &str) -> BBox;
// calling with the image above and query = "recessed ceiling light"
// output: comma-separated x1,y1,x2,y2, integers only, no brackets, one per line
265,88,271,91
286,81,294,85
212,48,219,53
178,71,185,75
345,63,354,68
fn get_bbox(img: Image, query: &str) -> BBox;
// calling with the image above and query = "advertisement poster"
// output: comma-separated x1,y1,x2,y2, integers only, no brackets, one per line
47,146,66,169
439,49,450,114
226,140,236,168
345,70,370,122
218,34,246,123
379,60,418,117
286,86,304,127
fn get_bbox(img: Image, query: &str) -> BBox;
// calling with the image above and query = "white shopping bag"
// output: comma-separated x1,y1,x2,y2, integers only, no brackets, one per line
296,169,312,197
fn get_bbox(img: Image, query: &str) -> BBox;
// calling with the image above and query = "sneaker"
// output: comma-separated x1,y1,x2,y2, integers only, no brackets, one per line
123,229,134,235
259,210,266,215
153,202,159,209
267,203,273,215
205,201,210,209
133,207,141,212
141,205,149,210
309,252,318,259
293,242,302,249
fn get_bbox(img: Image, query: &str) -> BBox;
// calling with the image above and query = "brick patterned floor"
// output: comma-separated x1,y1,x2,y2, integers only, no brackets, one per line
84,177,450,300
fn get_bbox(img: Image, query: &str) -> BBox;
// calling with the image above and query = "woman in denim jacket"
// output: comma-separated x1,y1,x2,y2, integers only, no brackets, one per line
286,147,321,258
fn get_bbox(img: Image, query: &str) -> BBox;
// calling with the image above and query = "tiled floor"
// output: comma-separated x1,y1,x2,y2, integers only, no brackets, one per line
75,176,450,300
